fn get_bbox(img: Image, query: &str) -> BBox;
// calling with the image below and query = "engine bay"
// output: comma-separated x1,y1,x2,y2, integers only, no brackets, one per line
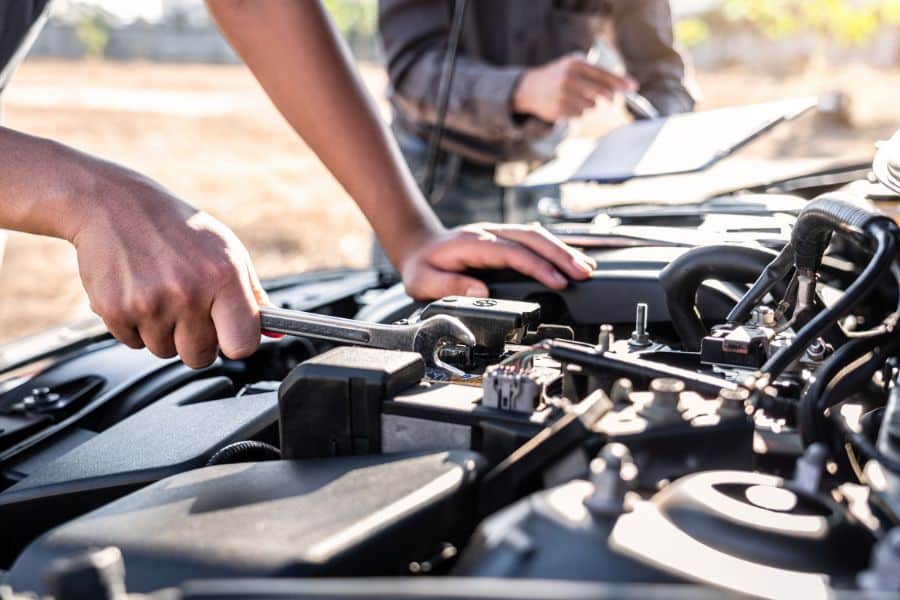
0,134,899,599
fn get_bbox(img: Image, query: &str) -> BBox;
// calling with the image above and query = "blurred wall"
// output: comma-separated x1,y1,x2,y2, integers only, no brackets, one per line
29,21,380,64
25,5,899,71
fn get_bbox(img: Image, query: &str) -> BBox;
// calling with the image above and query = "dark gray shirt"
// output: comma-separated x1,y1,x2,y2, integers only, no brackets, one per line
0,0,50,120
379,0,695,165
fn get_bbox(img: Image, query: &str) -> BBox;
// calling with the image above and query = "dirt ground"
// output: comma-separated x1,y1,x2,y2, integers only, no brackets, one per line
1,59,898,342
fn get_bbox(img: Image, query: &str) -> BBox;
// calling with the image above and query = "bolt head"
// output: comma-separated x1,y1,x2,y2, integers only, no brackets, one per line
650,378,684,406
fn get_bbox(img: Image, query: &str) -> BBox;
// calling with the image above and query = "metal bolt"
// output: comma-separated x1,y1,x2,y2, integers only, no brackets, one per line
597,324,615,352
796,272,817,312
23,386,61,412
717,386,750,417
649,378,684,408
640,378,686,424
436,343,472,368
610,378,634,405
806,339,827,361
31,387,51,400
630,303,651,347
751,307,777,328
584,443,635,516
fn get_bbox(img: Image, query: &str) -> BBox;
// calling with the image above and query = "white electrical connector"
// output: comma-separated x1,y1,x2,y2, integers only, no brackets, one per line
482,365,554,413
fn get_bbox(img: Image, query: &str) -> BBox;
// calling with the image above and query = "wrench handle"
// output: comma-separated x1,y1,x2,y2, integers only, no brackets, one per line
260,306,373,345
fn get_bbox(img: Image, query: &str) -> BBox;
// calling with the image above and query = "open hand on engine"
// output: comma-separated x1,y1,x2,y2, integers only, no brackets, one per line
399,223,597,301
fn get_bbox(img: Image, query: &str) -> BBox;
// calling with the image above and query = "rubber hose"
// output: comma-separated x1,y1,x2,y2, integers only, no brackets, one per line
206,440,281,466
726,244,795,324
762,222,897,379
798,334,889,445
813,345,893,447
790,192,891,272
836,416,900,476
659,244,782,351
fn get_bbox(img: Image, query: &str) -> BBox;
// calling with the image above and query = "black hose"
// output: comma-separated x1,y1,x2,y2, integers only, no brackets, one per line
726,244,795,324
762,222,897,379
835,414,900,475
789,192,886,272
798,334,890,445
420,0,468,200
206,441,281,466
659,244,782,351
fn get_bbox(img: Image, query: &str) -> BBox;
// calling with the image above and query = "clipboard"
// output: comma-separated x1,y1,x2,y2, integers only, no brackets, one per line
523,97,819,187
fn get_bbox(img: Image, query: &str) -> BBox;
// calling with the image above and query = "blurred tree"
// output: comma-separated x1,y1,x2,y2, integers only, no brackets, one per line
675,17,712,48
322,0,378,58
75,11,110,58
722,0,900,46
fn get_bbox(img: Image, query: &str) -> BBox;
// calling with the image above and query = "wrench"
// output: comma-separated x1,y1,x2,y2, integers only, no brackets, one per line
259,306,476,368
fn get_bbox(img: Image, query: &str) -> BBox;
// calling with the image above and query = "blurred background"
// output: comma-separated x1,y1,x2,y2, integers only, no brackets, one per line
1,0,898,342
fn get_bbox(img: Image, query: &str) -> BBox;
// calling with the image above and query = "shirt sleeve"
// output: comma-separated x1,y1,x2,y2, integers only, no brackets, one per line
612,0,696,117
378,0,550,141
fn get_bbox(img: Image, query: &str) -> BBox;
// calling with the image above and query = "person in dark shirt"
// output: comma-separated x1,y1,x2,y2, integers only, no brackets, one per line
379,0,696,227
0,1,595,368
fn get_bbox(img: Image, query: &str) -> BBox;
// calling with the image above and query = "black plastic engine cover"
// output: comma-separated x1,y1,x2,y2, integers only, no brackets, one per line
454,479,675,584
278,346,425,459
0,379,277,566
7,450,486,594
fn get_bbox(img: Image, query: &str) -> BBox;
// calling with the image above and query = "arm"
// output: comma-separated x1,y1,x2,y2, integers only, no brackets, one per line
379,0,539,139
380,0,633,133
613,0,696,116
0,126,265,368
206,0,595,299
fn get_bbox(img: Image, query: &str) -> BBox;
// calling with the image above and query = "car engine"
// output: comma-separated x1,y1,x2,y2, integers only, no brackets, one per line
0,132,899,599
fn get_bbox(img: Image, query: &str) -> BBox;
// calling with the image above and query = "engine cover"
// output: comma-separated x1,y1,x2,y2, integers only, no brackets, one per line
7,450,485,594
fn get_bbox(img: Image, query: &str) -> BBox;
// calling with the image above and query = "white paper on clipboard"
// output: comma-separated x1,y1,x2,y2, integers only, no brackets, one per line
523,96,818,187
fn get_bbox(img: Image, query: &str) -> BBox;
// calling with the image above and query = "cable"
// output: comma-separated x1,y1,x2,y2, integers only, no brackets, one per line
798,334,891,445
658,244,783,351
498,344,549,368
836,414,900,476
420,0,469,201
762,223,897,379
726,243,796,324
206,441,281,466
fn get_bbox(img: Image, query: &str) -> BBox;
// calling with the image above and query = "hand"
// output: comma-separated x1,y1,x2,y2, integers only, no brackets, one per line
71,167,266,368
399,223,597,301
513,53,636,122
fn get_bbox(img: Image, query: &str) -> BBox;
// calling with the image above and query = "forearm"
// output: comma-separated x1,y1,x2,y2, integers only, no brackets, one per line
0,126,196,245
0,126,94,241
380,0,542,140
391,52,539,139
207,0,442,268
615,0,695,116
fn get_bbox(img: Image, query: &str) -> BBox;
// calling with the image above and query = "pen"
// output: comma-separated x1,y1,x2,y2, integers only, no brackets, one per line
623,91,660,120
587,40,660,120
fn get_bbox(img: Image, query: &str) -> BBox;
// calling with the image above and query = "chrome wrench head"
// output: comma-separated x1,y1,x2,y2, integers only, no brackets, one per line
411,314,476,372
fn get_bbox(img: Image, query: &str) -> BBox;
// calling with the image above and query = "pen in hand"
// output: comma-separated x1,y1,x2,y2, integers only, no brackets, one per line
587,41,660,120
